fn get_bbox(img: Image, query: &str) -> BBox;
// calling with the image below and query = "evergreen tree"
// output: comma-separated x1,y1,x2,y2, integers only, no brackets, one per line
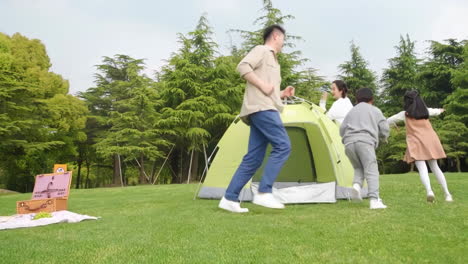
440,41,468,171
158,15,240,182
338,41,378,104
418,39,465,107
381,35,420,115
230,0,325,96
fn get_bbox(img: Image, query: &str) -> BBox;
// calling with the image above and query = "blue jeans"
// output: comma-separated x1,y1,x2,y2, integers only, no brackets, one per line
224,110,291,201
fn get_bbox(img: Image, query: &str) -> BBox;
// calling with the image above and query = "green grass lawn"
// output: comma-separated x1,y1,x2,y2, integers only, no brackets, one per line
1,173,467,264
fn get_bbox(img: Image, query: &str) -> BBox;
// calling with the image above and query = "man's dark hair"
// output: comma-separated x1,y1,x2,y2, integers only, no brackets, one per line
356,88,373,103
263,24,286,44
404,90,429,119
332,80,348,98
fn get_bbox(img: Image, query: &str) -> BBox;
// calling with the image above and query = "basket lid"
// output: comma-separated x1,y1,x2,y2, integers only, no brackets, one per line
31,171,72,200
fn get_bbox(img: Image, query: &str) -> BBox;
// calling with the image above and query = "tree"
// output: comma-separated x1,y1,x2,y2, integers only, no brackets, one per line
338,41,378,104
294,68,329,103
80,55,173,185
440,41,468,172
418,39,465,107
80,55,141,186
377,127,408,174
230,0,325,94
0,33,87,191
435,119,468,172
445,41,468,125
94,60,172,184
158,15,240,183
381,35,420,115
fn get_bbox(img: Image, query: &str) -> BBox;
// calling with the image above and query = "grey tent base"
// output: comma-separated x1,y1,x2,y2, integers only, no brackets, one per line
198,181,369,203
198,186,254,201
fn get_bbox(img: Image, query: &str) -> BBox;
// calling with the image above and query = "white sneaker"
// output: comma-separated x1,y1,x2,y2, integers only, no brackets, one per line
350,183,362,202
370,198,387,209
218,197,249,213
253,193,285,209
426,191,435,203
445,194,453,202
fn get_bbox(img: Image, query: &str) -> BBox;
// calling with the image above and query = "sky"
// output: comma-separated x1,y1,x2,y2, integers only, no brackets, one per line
1,0,467,95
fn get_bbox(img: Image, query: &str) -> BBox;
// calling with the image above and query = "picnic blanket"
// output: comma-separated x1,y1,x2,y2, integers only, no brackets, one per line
0,210,99,230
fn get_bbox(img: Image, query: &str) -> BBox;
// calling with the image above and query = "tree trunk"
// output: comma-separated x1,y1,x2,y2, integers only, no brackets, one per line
191,151,200,181
139,154,147,184
76,158,82,189
169,149,180,183
152,145,175,185
456,157,461,173
150,159,157,183
113,154,121,185
85,160,91,189
117,154,124,187
410,163,415,172
187,150,194,184
179,150,184,183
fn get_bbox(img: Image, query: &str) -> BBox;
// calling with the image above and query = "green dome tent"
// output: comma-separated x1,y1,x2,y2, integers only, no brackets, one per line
198,98,366,203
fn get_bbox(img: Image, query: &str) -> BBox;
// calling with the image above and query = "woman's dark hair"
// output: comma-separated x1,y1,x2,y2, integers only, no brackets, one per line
404,90,429,119
263,24,286,44
356,88,373,103
332,80,348,98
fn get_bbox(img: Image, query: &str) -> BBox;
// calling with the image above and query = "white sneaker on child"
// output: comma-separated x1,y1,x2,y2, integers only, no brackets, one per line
218,197,249,213
426,191,435,203
445,194,453,202
253,193,285,209
370,198,387,209
350,183,362,202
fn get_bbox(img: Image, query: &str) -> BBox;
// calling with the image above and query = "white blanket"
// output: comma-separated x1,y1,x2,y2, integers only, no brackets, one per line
0,210,99,230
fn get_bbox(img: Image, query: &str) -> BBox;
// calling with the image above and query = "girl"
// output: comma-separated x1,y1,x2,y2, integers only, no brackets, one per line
320,80,353,124
387,90,453,202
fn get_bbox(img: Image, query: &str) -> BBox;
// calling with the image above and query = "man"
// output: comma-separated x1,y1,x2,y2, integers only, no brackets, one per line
218,24,295,213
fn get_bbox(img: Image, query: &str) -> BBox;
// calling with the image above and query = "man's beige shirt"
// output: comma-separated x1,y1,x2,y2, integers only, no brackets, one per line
237,45,283,124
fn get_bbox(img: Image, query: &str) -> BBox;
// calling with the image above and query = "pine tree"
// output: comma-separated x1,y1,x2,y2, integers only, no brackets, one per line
230,0,325,95
381,35,420,115
418,39,465,107
338,41,378,104
158,15,240,182
439,40,468,171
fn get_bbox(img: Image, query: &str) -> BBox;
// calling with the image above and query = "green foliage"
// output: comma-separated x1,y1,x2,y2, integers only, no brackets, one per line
418,39,466,107
445,41,468,126
435,119,468,172
294,68,329,102
158,15,242,182
81,55,173,185
338,41,378,104
377,127,409,174
381,35,420,115
0,33,88,192
94,59,171,161
230,0,325,95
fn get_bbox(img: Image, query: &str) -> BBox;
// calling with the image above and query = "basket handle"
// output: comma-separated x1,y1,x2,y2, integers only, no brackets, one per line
19,200,53,212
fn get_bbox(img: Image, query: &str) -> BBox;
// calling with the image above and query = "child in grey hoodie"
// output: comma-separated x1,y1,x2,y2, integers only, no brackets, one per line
340,88,390,209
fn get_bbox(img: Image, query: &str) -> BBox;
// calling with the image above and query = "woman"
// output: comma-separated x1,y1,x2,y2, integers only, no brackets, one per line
387,90,453,202
320,80,353,124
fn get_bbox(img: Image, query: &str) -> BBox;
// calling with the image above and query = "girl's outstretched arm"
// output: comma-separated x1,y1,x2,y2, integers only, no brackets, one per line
428,108,444,117
387,111,406,127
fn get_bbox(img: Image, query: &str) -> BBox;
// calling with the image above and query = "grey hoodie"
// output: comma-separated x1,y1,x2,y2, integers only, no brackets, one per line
339,102,390,149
